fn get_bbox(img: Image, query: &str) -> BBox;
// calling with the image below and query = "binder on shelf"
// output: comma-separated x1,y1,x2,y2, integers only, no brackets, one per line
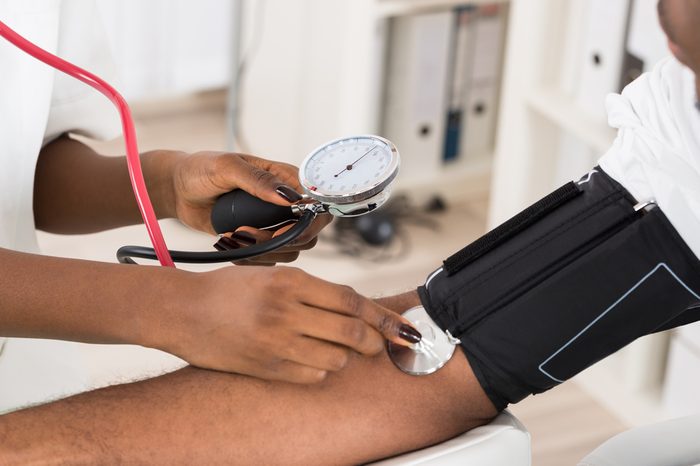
382,10,454,181
469,5,504,84
459,4,505,159
574,0,630,121
442,4,505,163
462,81,499,157
442,6,477,162
553,0,627,179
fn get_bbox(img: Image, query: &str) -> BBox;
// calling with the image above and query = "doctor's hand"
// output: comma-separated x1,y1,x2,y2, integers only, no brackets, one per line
152,150,331,264
155,266,422,383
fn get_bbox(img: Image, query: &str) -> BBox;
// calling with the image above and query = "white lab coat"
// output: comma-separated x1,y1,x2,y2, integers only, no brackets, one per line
0,0,119,412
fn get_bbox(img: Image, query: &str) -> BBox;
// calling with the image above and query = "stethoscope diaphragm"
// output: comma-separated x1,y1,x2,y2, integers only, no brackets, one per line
387,305,461,376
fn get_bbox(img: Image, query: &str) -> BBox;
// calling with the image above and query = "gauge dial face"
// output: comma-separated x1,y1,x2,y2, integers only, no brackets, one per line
299,135,399,204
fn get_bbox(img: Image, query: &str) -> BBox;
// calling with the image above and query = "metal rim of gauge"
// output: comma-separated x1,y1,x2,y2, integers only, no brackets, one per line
298,134,400,206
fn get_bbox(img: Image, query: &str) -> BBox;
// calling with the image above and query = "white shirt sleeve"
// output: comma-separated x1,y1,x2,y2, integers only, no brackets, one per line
599,57,700,259
43,0,121,145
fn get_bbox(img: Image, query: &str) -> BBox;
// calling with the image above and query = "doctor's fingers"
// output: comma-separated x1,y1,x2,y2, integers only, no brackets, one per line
252,359,329,385
272,213,333,247
292,305,384,356
212,244,299,265
214,231,301,264
238,153,301,189
295,278,421,349
233,253,300,266
213,153,302,206
232,226,322,252
279,335,353,373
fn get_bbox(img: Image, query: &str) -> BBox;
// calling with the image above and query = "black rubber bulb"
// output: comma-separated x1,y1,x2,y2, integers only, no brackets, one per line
210,189,297,234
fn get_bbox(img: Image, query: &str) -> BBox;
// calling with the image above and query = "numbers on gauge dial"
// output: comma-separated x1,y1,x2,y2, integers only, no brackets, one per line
304,139,393,195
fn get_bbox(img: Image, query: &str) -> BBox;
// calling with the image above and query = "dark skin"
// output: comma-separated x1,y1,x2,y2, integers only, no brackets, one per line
3,134,419,384
0,291,498,465
34,135,321,263
658,0,700,96
2,2,700,463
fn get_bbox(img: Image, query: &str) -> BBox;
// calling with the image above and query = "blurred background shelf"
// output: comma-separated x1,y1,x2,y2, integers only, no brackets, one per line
375,0,508,17
525,88,616,155
234,0,507,206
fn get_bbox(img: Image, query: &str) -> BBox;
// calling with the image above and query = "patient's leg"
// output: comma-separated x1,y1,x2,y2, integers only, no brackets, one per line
0,291,497,465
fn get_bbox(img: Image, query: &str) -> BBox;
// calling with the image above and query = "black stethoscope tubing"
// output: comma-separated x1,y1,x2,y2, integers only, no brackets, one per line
116,210,316,264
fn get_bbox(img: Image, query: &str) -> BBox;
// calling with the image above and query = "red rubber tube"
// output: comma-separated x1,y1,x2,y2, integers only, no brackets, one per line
0,19,175,267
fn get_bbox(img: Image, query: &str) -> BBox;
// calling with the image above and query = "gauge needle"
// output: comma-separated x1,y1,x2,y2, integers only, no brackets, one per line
334,145,377,178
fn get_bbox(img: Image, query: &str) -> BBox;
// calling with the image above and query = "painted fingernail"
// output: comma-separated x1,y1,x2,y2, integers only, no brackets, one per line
399,324,422,344
214,236,240,251
276,185,303,203
231,231,257,245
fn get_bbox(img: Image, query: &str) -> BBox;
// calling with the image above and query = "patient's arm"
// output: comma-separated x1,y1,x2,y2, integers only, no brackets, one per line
0,291,497,465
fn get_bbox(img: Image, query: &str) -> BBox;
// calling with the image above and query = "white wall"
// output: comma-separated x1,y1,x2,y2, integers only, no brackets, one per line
95,0,235,100
236,0,383,164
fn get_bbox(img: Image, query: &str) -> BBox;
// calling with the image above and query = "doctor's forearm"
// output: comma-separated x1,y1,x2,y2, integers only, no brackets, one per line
33,134,179,234
0,247,187,347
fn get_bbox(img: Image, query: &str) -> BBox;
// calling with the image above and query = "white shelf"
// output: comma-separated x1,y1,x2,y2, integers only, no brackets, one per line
526,88,616,154
394,155,493,202
375,0,508,17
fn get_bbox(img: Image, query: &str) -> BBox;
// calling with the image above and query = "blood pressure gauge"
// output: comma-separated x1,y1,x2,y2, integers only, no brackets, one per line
121,135,400,264
211,135,401,235
299,135,400,217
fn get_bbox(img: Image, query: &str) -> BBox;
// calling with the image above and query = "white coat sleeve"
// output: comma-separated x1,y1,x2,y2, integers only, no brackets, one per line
43,0,121,145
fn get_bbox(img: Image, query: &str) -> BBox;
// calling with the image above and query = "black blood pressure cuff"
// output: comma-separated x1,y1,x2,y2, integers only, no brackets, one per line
418,169,700,411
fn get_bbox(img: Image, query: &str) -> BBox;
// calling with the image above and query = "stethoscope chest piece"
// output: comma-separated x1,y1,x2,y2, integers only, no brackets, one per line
387,305,461,376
